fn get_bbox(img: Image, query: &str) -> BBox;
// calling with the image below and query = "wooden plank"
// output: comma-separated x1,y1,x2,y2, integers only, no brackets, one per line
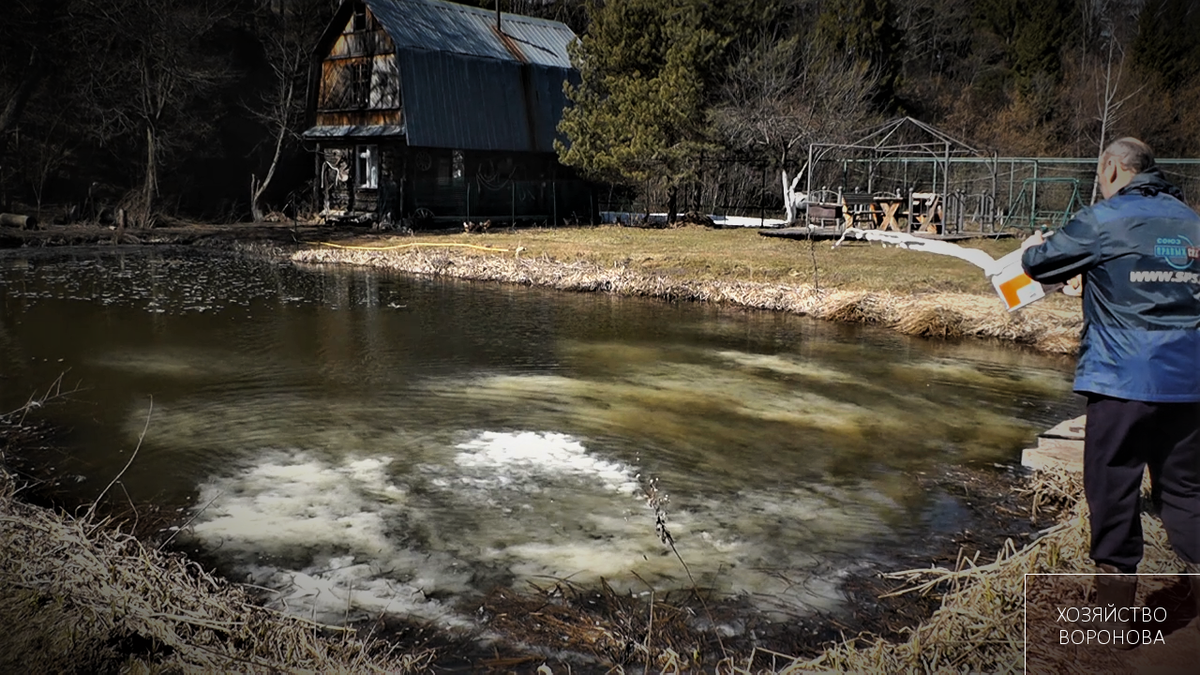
1040,414,1086,441
1021,437,1084,473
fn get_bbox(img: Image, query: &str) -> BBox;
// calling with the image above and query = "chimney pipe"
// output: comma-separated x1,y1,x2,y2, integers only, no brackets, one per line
495,0,501,32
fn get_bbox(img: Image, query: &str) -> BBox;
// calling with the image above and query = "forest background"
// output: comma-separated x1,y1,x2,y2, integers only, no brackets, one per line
1,0,1198,226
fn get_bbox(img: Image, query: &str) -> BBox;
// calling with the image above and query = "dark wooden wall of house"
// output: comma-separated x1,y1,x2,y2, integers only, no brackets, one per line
319,142,593,225
316,7,402,128
319,143,403,220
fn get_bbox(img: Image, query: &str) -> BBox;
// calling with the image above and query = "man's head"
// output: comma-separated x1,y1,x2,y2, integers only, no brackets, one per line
1097,137,1155,199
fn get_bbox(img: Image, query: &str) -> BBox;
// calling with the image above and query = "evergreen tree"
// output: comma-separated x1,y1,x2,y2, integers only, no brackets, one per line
976,0,1073,94
813,0,904,110
1131,0,1200,90
556,0,771,220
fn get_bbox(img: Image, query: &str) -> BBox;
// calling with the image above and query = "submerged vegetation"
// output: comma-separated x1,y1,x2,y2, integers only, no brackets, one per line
8,396,1188,673
0,431,433,673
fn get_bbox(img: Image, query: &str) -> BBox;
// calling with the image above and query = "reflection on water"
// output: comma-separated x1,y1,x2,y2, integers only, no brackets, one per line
0,251,1081,626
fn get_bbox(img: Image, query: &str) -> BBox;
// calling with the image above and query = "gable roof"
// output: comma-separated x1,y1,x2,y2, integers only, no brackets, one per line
307,0,579,153
365,0,575,69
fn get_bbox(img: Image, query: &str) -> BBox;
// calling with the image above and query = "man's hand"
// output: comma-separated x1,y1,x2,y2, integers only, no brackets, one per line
1021,231,1045,250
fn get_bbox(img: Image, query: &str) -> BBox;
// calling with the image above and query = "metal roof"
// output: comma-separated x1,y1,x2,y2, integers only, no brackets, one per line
359,0,579,153
365,0,575,68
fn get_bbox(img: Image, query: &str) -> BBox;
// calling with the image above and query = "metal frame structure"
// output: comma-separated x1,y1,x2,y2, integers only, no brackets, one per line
806,118,1200,233
805,117,987,232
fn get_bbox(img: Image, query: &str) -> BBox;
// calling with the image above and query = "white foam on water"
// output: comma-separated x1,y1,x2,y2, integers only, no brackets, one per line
451,431,640,495
189,451,475,628
184,430,899,627
245,556,471,627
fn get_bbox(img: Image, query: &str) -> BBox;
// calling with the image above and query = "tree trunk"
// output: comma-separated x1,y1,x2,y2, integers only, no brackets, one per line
0,51,43,137
251,115,288,222
250,75,294,223
143,125,157,228
667,185,678,224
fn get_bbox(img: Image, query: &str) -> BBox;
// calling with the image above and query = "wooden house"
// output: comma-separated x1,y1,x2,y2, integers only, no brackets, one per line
304,0,593,226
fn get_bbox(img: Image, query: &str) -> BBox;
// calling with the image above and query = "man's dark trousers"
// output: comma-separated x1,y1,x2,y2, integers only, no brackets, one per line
1085,395,1200,573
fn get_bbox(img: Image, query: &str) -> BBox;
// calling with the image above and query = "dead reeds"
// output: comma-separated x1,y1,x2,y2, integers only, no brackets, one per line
760,469,1184,675
0,463,433,674
292,246,1083,354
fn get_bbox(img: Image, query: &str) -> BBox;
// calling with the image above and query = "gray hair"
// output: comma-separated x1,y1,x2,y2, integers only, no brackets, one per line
1103,137,1156,173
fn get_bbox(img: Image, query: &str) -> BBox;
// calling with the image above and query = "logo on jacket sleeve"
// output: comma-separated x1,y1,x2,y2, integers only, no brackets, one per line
1154,236,1199,270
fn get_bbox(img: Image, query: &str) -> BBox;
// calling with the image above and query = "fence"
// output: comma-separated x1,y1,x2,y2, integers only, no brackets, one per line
593,155,1200,231
810,156,1200,233
595,157,777,225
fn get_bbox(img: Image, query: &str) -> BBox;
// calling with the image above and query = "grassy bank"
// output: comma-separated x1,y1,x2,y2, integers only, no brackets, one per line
774,468,1197,675
296,225,1084,353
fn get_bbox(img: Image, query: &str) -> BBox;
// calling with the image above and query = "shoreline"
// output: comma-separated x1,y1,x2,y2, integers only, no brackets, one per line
292,239,1083,354
1,223,1119,671
1,221,1084,355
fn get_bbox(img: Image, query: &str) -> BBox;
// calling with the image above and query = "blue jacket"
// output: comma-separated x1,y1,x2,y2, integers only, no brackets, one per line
1022,168,1200,402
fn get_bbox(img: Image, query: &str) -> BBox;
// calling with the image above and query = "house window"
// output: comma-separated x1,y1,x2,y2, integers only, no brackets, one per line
352,2,368,31
350,61,370,109
356,145,379,189
452,150,464,182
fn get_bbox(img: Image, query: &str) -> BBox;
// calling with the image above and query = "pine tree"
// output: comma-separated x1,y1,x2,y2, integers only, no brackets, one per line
976,0,1073,94
556,0,776,220
813,0,904,110
1131,0,1200,90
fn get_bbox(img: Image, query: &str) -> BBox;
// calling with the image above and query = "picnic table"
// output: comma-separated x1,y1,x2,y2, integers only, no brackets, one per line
805,190,944,233
841,193,906,231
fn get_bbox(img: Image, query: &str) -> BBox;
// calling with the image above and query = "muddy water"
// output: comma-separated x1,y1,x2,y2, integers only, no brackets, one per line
0,250,1081,627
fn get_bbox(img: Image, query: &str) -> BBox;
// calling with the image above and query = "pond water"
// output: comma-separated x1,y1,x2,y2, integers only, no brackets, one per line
0,249,1081,628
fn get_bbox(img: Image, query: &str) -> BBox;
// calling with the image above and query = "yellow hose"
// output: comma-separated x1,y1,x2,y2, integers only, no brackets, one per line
314,241,513,253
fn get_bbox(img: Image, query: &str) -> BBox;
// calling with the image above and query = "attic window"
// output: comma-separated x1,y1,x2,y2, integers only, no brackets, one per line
352,3,368,31
350,61,370,109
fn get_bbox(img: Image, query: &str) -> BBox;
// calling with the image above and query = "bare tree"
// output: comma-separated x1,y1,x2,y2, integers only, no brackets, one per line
68,0,232,227
711,30,878,222
1090,36,1142,203
247,1,332,222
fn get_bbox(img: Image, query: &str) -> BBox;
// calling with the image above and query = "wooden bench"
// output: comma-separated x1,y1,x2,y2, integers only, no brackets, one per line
911,192,942,233
805,203,841,228
841,193,878,230
804,189,842,229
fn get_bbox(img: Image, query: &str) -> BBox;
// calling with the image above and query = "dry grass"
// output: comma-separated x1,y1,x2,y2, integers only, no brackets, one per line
320,225,1022,293
0,462,433,674
295,226,1084,353
751,470,1190,675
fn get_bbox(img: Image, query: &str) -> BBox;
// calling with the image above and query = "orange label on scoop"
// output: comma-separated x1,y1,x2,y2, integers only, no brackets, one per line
998,273,1035,309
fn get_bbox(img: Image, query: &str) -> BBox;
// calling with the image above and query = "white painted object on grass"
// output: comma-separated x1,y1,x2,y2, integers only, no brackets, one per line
833,228,1055,312
781,163,809,225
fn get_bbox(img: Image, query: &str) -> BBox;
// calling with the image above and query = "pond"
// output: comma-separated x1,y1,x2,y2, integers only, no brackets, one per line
0,249,1081,628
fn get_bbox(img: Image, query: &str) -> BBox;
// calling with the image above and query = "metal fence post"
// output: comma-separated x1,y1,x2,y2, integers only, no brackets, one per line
1031,160,1040,229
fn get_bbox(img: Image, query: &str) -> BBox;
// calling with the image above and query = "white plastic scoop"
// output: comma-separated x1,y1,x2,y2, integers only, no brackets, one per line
832,228,1051,312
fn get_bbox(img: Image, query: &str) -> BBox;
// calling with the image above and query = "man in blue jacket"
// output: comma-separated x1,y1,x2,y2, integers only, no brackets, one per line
1022,137,1200,634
